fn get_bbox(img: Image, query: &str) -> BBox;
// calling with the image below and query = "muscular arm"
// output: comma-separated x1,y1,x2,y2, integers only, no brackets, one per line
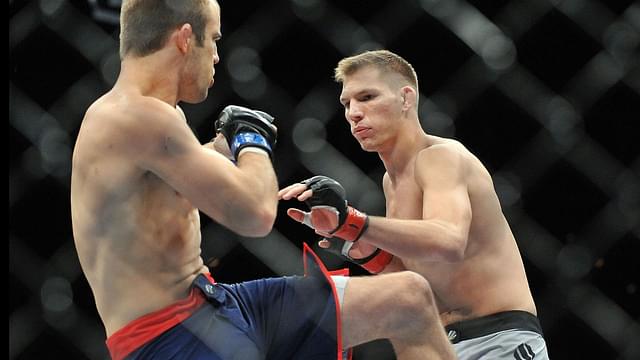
360,146,472,262
128,99,278,236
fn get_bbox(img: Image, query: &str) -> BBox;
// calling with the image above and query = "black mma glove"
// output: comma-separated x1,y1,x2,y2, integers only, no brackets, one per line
292,175,393,274
301,176,368,242
215,105,277,160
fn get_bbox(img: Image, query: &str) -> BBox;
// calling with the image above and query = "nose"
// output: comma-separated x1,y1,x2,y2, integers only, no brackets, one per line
346,103,363,123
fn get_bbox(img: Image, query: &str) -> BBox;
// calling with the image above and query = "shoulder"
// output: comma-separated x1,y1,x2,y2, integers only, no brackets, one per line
415,140,470,185
416,140,466,167
86,92,178,131
122,96,181,132
82,93,189,160
107,94,183,137
175,104,187,121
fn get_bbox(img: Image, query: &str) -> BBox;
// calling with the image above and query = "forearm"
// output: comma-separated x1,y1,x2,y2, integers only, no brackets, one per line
223,152,278,236
207,138,277,217
361,216,466,262
236,151,278,203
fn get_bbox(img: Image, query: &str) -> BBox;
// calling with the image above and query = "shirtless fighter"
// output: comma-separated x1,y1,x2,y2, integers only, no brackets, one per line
280,50,550,360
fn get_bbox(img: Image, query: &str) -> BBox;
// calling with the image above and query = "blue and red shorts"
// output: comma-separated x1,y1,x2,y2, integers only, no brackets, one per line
107,244,350,360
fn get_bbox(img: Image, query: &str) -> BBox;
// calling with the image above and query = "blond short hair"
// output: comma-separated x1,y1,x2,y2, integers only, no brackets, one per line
334,50,418,94
119,0,214,59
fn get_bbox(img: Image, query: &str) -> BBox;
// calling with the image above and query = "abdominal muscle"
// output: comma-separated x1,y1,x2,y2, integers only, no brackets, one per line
402,239,537,327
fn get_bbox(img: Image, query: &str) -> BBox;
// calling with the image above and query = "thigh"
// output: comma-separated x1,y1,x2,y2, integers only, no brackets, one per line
225,276,340,359
128,304,262,360
340,272,415,348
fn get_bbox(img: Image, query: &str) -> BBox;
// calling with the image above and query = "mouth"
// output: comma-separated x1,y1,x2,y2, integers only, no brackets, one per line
353,127,371,138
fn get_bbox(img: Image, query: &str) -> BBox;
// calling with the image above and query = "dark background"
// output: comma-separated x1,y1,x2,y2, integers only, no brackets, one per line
9,0,640,359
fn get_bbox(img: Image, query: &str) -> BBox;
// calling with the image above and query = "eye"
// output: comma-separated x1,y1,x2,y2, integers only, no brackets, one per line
360,94,374,101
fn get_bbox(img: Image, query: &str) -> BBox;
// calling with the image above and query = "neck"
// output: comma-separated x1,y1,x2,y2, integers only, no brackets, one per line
116,51,181,107
379,119,431,177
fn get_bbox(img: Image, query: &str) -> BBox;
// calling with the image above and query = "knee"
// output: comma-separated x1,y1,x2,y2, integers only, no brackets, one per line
390,271,437,324
395,271,435,309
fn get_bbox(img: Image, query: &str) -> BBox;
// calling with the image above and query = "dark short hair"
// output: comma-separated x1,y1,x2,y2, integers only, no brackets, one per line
119,0,214,58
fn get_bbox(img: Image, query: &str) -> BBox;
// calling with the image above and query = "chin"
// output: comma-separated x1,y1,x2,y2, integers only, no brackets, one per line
196,88,210,103
183,91,208,104
359,142,377,152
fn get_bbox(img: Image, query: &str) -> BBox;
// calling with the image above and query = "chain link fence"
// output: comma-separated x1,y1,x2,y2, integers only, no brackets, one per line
10,0,639,359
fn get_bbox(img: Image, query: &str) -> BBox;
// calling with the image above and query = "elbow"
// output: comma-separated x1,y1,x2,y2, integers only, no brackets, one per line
236,199,277,237
442,235,467,263
250,205,277,237
255,193,278,235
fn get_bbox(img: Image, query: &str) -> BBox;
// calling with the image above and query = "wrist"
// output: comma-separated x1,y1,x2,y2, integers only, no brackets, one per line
330,206,369,242
231,132,272,158
357,249,393,274
238,147,269,158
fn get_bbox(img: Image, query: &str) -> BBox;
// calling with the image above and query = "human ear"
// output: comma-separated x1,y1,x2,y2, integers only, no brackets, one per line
176,23,193,54
401,86,417,111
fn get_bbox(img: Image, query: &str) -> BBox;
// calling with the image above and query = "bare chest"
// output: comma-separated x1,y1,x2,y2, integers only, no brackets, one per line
385,178,462,301
385,180,423,220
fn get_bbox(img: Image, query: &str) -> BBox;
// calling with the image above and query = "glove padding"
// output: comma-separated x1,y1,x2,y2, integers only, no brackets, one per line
300,176,368,242
323,237,393,274
215,105,277,159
